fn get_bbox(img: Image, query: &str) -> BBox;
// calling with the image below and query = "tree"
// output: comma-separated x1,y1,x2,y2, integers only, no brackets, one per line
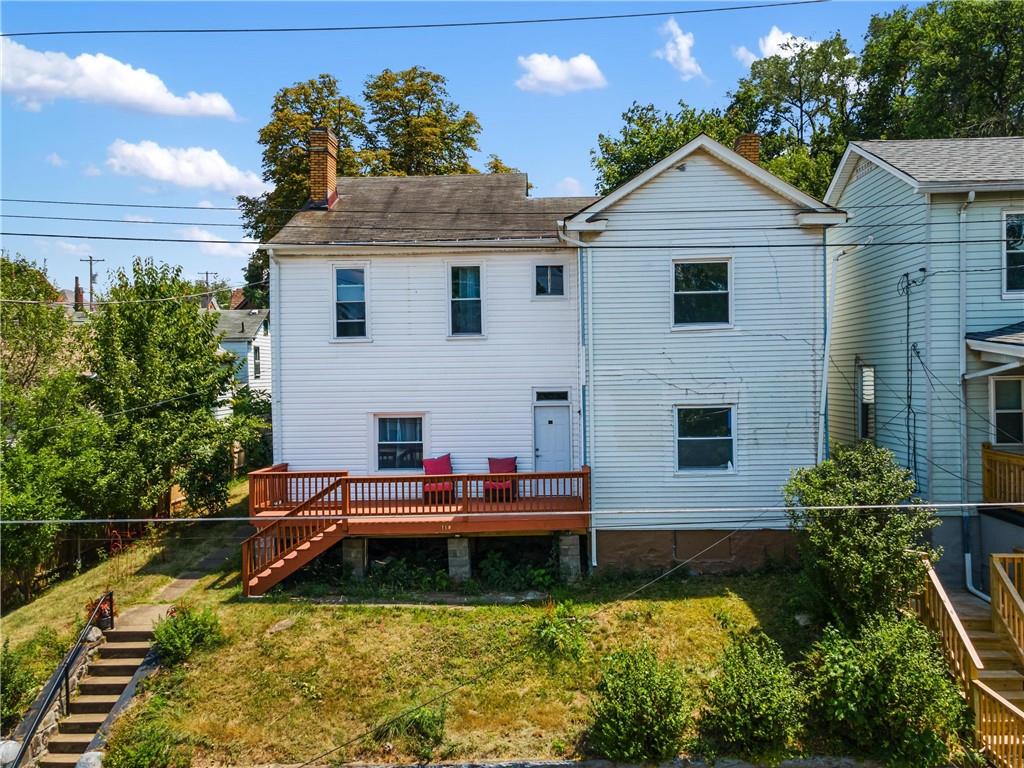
783,442,940,629
88,258,258,516
591,101,745,194
858,0,1024,139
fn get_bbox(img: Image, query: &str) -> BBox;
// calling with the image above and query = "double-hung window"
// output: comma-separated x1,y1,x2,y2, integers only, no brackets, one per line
377,416,424,470
676,406,735,470
673,260,730,326
856,362,875,441
253,346,261,379
535,265,564,297
1005,212,1024,294
335,267,367,338
993,378,1024,445
450,265,482,335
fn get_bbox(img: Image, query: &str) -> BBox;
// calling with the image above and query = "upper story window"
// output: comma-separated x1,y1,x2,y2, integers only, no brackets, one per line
253,345,261,379
335,267,367,338
535,265,565,297
377,416,424,469
673,260,730,326
676,406,735,470
856,362,876,441
993,378,1024,445
1005,212,1024,294
450,265,482,335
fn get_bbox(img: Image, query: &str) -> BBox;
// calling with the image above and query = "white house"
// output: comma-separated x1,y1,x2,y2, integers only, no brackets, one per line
825,137,1024,589
214,308,271,395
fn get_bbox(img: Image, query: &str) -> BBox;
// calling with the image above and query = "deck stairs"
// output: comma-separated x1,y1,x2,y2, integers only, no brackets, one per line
951,591,1024,707
36,628,153,768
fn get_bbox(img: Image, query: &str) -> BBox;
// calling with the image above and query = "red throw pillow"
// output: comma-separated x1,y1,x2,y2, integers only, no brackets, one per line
488,457,517,473
423,454,453,475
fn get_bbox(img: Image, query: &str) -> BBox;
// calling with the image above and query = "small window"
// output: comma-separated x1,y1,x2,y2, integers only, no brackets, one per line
253,346,261,379
856,363,875,440
335,267,367,338
676,406,734,470
1005,212,1024,293
673,261,730,326
377,417,423,470
450,265,482,335
993,379,1024,445
535,265,564,297
536,390,569,401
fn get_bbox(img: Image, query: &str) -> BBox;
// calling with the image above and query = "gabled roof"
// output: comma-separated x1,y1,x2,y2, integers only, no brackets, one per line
564,133,841,230
267,173,598,247
211,309,269,341
826,137,1024,204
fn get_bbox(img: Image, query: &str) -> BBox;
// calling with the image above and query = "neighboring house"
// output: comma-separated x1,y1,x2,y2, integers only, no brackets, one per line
213,308,271,395
825,137,1024,589
243,129,844,596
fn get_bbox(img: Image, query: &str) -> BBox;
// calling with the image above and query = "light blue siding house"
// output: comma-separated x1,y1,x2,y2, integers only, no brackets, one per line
211,308,271,420
825,137,1024,590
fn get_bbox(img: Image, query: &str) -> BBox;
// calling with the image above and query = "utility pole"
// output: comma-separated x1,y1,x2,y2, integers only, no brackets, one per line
79,255,105,310
199,271,219,308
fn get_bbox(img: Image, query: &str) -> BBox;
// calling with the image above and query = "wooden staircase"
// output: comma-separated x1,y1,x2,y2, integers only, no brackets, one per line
36,628,152,768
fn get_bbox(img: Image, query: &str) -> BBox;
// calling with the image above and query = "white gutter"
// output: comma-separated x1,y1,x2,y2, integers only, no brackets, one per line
958,191,989,602
964,359,1023,380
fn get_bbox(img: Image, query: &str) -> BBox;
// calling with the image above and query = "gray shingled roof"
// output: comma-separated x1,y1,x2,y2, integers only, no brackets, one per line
211,309,269,341
854,137,1024,186
269,173,598,245
967,322,1024,348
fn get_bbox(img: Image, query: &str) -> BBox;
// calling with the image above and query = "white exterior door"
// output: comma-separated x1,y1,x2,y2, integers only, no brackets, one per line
534,405,571,472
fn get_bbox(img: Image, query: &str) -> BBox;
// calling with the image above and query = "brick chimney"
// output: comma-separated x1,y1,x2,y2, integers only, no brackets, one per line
733,133,761,165
308,127,338,208
73,276,84,311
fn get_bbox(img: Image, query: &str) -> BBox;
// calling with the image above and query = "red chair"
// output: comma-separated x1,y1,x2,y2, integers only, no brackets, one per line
422,454,454,505
484,457,518,502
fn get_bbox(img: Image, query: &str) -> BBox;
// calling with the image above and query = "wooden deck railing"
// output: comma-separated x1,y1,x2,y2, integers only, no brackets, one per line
248,463,348,516
974,680,1024,768
983,444,1024,510
917,564,985,693
992,554,1024,668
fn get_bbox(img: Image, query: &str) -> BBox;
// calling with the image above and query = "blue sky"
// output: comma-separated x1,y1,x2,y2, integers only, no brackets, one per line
2,1,917,292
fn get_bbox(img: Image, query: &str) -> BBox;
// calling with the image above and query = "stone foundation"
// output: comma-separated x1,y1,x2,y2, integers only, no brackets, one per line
342,538,368,580
595,529,797,574
447,538,471,582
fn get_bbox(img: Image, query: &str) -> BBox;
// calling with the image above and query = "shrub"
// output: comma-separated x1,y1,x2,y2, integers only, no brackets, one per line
366,558,450,593
586,646,690,761
804,616,967,767
104,696,191,768
699,631,801,765
530,601,590,662
152,603,223,665
372,705,446,761
477,550,555,592
783,442,940,628
0,639,35,733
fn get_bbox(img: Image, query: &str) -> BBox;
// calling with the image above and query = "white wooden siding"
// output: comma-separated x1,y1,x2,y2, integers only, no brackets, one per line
271,250,580,473
248,326,272,395
586,150,825,530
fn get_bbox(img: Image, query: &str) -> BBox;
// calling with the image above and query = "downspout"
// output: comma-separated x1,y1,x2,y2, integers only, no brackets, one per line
958,191,988,601
559,226,598,568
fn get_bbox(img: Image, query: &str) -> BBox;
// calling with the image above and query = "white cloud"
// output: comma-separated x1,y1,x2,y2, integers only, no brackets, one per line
196,200,216,209
45,152,65,167
179,226,256,259
122,214,154,223
106,139,267,196
57,241,91,255
1,38,236,118
734,26,819,67
83,164,101,177
515,53,607,95
554,176,584,196
654,18,705,82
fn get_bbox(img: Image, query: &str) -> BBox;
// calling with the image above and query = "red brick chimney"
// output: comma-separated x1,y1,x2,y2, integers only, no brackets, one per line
733,133,761,165
74,276,84,311
308,127,338,208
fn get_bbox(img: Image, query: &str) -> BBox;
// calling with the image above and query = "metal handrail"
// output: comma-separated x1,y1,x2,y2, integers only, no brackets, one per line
11,591,114,768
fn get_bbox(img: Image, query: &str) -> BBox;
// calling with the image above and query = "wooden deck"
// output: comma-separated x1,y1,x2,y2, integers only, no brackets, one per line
984,444,1024,511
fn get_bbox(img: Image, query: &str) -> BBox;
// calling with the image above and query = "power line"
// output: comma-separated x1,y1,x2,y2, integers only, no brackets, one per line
0,0,827,37
0,279,267,305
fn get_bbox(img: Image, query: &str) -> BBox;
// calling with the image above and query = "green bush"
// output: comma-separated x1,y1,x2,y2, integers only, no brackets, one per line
804,616,967,767
366,558,450,593
0,639,35,734
152,604,223,665
372,705,446,761
586,646,690,761
699,631,802,765
783,442,940,628
477,550,555,592
104,696,191,768
530,601,590,662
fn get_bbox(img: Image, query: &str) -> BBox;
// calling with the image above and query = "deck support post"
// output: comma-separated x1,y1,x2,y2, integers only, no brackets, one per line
558,534,582,582
447,538,471,582
342,538,368,580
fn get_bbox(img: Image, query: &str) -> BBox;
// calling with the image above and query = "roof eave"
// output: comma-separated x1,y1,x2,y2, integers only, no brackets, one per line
264,237,566,254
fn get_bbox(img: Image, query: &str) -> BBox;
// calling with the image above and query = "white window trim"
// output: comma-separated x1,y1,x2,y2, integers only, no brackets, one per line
989,376,1024,446
370,412,429,474
1003,210,1024,299
531,260,570,301
673,403,737,475
669,256,735,331
855,360,876,442
330,261,372,343
446,261,486,339
252,344,261,380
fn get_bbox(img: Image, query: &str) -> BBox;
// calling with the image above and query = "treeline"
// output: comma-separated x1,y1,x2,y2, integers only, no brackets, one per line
0,254,261,604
